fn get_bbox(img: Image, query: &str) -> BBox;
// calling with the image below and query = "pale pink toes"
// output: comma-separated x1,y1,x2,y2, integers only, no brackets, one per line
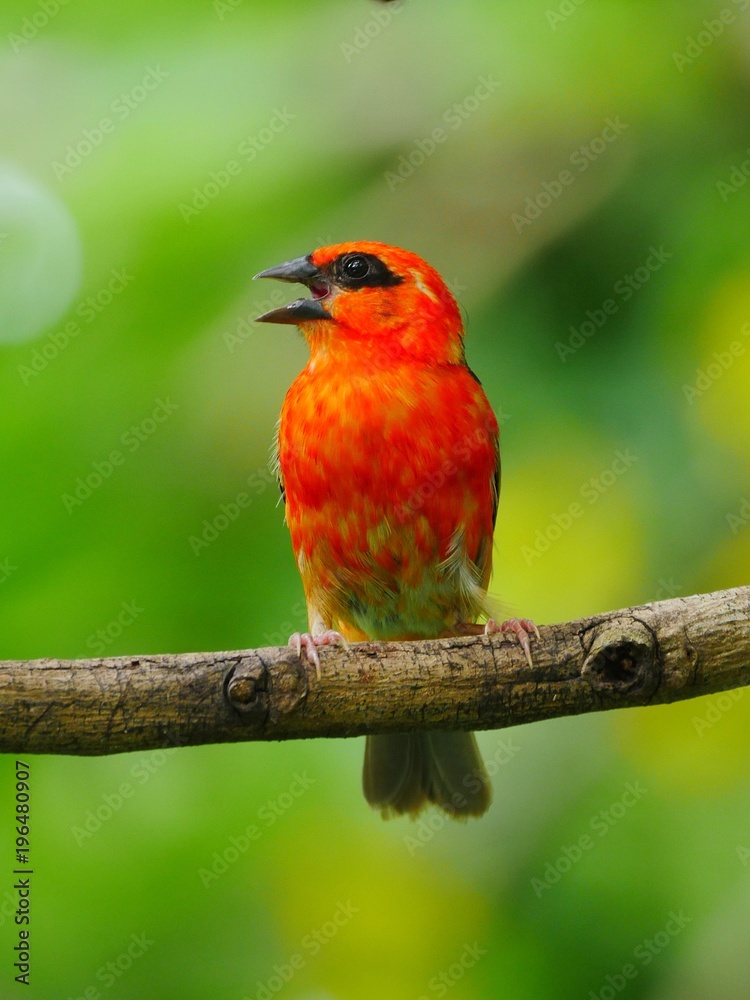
288,630,347,678
485,617,540,667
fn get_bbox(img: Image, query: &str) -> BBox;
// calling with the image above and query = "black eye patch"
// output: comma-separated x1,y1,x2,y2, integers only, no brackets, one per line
329,253,404,289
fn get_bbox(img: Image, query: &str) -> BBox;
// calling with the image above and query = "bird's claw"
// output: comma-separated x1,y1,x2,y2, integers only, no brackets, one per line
288,630,347,680
485,617,540,667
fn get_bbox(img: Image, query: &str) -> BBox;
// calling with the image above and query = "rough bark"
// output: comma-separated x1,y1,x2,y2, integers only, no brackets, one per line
1,586,748,756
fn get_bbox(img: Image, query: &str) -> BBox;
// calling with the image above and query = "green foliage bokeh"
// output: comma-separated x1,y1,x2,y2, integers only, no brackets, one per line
1,0,750,997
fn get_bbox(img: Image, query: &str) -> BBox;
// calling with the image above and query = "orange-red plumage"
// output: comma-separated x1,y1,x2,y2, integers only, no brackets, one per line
256,241,511,818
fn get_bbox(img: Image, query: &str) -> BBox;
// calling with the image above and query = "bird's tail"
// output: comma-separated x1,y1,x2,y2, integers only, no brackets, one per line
362,732,491,819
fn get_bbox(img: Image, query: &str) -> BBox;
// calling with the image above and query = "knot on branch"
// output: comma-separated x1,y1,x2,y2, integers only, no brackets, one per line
223,650,309,725
581,617,660,699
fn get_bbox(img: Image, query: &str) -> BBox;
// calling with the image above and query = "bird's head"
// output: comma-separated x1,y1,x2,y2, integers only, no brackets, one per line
254,241,465,365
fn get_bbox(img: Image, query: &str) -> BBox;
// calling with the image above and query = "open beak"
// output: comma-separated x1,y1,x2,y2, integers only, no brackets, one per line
253,255,332,324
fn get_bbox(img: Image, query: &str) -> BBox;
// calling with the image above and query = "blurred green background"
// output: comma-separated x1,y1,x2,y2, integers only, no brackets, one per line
2,0,750,996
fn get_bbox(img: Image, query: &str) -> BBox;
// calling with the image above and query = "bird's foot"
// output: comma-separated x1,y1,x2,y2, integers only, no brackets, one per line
485,617,540,667
288,630,347,679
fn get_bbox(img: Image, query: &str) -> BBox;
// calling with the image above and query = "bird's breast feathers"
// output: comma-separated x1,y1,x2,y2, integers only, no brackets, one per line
276,359,499,638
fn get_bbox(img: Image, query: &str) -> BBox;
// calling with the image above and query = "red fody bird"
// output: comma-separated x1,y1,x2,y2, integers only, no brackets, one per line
255,241,537,819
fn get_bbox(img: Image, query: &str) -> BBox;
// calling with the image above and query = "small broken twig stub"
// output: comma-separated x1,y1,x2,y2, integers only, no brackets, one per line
0,586,748,756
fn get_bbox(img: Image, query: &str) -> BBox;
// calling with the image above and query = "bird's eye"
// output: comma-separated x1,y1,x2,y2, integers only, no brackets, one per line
342,255,370,279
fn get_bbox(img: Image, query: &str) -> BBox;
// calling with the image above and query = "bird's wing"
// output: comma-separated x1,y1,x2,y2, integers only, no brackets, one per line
270,417,285,505
491,426,501,531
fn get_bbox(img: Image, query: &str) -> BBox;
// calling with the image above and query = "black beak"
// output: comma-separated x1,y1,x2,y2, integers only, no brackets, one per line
254,255,320,284
253,254,332,324
254,297,332,324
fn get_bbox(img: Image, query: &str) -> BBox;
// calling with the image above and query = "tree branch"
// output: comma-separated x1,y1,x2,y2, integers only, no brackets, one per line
2,586,749,756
